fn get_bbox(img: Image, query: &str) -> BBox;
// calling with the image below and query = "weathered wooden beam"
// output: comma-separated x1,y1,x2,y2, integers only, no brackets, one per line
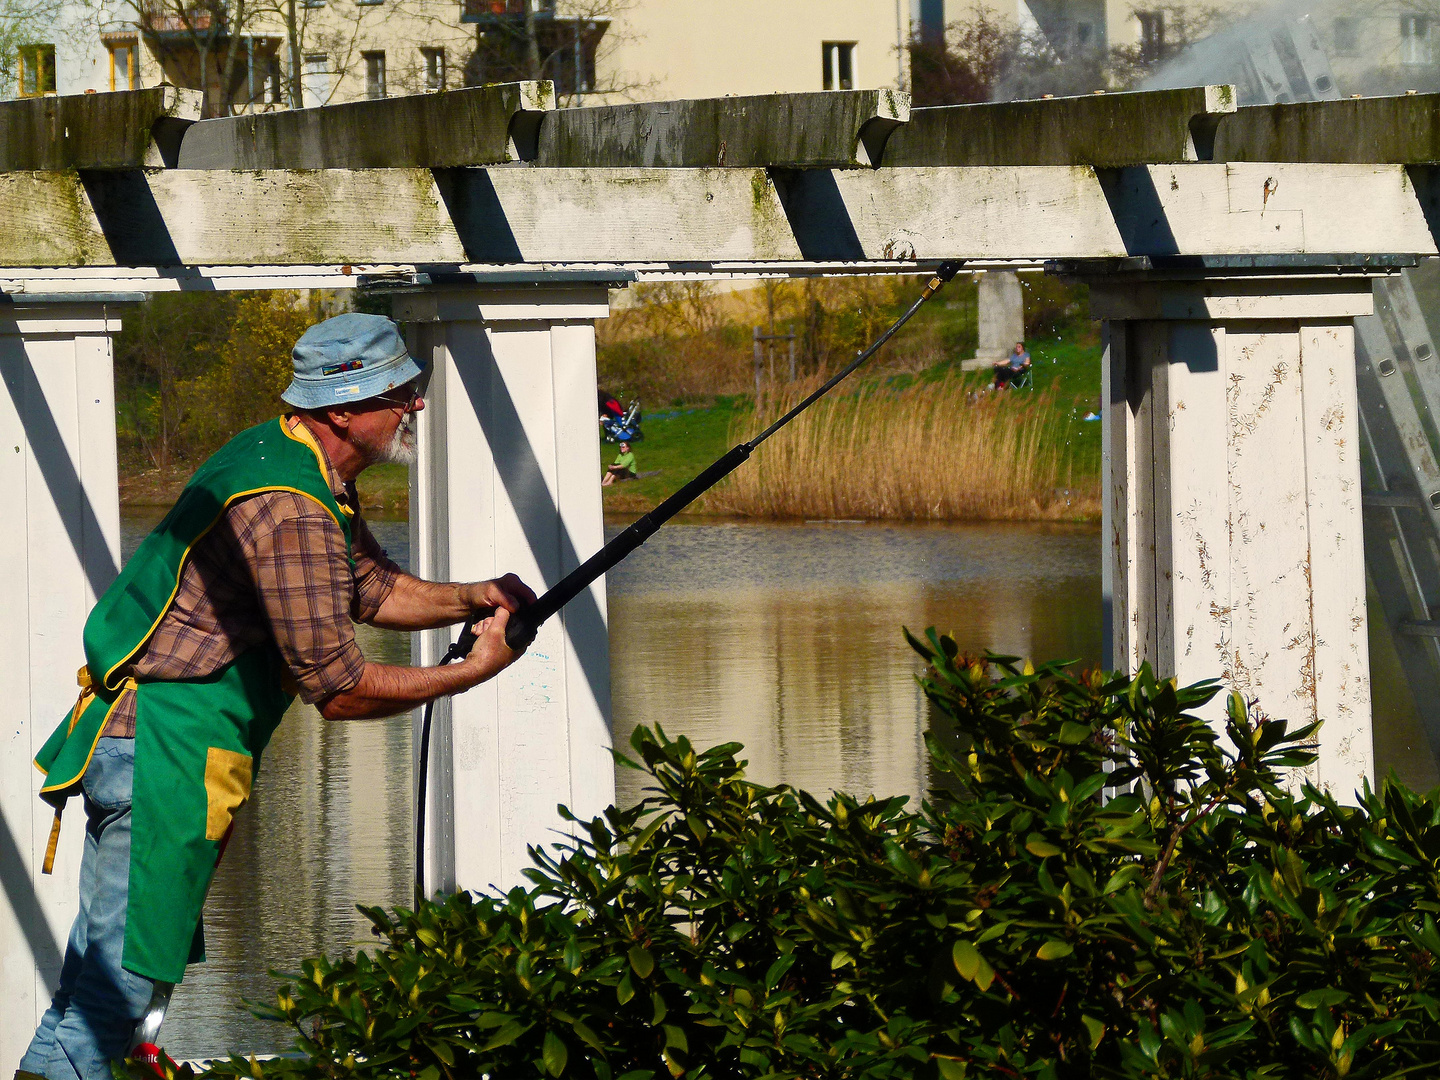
44,167,800,266
0,88,200,171
2,163,1436,268
777,163,1438,261
879,86,1236,167
533,90,909,168
434,167,802,262
0,174,113,265
176,82,555,168
82,169,468,265
1098,163,1438,256
1213,94,1440,163
774,166,1124,260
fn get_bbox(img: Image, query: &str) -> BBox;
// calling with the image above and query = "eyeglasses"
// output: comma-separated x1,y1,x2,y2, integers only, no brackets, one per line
373,385,421,411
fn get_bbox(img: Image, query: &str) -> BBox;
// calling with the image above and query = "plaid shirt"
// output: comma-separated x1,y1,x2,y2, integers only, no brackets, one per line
102,419,400,737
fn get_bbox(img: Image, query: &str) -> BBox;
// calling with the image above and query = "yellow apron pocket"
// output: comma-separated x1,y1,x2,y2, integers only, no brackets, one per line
204,747,253,841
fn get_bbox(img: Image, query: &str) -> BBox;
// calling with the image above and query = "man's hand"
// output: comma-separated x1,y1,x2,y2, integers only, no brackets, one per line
456,605,527,686
318,605,530,721
370,572,537,631
459,573,537,620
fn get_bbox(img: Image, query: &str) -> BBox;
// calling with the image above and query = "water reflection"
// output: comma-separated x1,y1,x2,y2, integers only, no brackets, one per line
115,512,1101,1056
606,519,1102,808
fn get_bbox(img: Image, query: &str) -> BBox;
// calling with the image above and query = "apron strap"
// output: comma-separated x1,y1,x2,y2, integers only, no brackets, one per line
41,808,62,875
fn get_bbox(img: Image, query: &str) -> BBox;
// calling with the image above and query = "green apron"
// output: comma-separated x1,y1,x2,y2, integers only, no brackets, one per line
34,417,354,983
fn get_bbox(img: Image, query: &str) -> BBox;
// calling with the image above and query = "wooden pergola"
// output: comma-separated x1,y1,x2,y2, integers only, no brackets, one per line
5,80,1440,1047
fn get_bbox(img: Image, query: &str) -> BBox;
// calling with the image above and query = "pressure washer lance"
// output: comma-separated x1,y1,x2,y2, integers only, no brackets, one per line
128,981,176,1076
414,259,965,896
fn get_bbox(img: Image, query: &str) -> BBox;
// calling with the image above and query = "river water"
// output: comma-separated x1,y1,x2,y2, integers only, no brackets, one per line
114,511,1102,1057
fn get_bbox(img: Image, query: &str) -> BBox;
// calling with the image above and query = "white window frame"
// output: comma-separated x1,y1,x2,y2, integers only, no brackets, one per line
822,41,855,91
422,46,446,92
363,50,387,99
1402,15,1433,65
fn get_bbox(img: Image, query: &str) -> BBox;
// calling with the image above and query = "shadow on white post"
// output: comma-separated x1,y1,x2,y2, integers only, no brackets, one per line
395,284,617,899
1095,272,1377,800
0,299,125,1066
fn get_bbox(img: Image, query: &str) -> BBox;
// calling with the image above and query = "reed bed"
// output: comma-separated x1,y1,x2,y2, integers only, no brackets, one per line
709,378,1099,522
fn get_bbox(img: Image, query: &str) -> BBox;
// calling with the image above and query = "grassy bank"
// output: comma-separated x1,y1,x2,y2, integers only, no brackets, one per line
710,378,1098,521
604,330,1102,521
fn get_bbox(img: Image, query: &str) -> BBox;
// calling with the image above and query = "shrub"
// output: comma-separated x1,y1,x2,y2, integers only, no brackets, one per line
164,639,1440,1080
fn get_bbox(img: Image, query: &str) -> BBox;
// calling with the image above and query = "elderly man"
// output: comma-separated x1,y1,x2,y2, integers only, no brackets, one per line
17,313,535,1080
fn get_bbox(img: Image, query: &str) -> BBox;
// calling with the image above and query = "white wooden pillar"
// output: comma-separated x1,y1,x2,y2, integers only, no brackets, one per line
0,299,125,1066
393,284,616,898
1097,274,1377,798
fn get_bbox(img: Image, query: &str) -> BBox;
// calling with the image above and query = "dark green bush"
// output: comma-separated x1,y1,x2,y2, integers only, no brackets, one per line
167,635,1440,1080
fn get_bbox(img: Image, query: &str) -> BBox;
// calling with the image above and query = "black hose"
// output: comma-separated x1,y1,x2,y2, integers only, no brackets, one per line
415,632,471,903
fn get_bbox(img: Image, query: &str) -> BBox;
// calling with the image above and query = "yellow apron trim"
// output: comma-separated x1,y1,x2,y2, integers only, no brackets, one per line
282,417,354,518
204,747,254,841
39,679,138,796
100,484,348,693
38,677,137,869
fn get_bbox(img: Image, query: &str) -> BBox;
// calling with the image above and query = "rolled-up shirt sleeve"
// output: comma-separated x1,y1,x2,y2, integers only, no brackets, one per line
349,514,401,624
246,497,367,704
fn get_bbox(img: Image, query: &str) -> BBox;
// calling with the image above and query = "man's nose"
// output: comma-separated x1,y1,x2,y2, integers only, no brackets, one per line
411,395,425,413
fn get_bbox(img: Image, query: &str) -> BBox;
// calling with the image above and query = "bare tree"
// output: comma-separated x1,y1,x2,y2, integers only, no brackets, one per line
467,0,650,105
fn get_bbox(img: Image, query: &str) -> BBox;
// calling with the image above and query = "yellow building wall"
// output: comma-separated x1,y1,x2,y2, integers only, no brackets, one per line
586,0,911,101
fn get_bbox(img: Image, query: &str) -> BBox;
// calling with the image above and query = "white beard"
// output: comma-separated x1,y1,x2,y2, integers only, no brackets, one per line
373,415,417,466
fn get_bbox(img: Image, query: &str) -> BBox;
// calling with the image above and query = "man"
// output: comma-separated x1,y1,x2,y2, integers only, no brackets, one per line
602,441,638,485
991,340,1031,391
17,314,536,1080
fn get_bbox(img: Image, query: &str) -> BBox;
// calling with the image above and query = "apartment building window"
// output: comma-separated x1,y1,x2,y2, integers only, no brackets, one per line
1333,16,1359,56
108,40,137,90
1075,21,1093,49
1402,15,1432,65
364,50,387,98
1137,11,1166,62
302,53,331,107
422,46,445,91
18,43,56,96
822,41,855,90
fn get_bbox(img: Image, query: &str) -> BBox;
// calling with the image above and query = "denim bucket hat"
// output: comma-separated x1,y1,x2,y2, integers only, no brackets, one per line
282,313,424,409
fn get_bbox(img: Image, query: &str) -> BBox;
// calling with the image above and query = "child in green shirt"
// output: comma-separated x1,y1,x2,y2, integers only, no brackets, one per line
603,441,637,485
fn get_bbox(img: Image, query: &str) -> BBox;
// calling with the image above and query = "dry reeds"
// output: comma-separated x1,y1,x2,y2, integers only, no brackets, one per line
709,378,1099,522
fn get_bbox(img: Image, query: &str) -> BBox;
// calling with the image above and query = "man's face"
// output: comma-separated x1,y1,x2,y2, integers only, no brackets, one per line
350,382,422,468
620,442,630,452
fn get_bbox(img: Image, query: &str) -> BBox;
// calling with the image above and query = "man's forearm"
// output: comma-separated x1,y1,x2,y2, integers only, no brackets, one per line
369,572,471,631
318,660,474,721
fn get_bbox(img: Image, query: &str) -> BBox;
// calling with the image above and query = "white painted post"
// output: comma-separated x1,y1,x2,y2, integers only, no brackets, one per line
1094,275,1377,799
394,284,616,898
0,300,124,1066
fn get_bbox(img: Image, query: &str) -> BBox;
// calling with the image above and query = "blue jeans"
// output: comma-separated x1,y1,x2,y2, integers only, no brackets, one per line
19,739,157,1080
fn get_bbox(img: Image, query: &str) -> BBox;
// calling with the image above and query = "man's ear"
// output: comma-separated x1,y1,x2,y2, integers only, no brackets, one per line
323,406,355,432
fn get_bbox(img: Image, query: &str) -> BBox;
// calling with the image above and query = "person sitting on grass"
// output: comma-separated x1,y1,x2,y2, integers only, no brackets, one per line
992,341,1031,391
603,441,637,486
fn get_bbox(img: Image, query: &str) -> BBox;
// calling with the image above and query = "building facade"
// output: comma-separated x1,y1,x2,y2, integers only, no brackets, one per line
13,0,910,113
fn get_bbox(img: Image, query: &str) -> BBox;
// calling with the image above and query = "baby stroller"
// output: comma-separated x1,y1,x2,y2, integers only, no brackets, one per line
599,391,643,443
